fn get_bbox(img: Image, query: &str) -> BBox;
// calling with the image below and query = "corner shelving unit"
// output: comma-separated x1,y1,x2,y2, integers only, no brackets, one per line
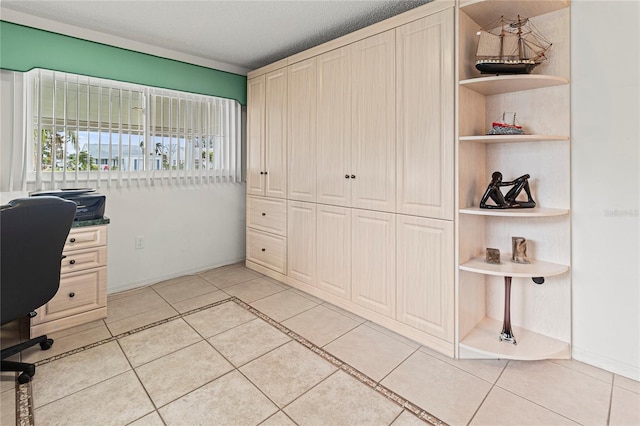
456,0,572,360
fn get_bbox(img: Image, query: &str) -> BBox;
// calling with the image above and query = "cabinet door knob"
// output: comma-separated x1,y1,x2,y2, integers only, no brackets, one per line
264,171,268,175
259,171,264,175
345,174,350,179
261,212,266,216
70,237,76,243
69,259,76,265
351,175,356,179
69,292,75,298
261,248,266,252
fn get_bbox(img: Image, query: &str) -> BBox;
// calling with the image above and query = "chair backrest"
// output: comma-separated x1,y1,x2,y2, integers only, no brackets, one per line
1,196,76,326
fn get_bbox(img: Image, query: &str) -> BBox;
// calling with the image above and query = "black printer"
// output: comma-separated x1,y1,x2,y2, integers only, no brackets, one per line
30,188,106,221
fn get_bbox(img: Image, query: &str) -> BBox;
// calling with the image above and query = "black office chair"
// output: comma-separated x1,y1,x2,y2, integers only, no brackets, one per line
1,196,76,383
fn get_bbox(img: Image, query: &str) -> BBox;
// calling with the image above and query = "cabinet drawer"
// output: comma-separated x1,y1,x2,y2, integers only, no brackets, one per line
247,196,287,236
61,246,107,273
247,229,286,273
66,225,107,250
32,267,107,325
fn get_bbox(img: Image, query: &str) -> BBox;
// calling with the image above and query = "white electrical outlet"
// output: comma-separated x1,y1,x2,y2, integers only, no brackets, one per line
135,235,145,249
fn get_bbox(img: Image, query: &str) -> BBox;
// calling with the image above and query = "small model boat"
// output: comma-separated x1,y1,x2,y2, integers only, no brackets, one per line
488,112,525,135
476,15,552,75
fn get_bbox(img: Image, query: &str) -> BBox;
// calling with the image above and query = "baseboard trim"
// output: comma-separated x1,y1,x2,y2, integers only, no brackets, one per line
572,346,640,381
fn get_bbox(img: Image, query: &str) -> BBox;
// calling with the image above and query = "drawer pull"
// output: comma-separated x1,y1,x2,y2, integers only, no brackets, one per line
70,238,76,243
69,259,76,265
69,292,75,298
261,248,266,252
261,212,266,216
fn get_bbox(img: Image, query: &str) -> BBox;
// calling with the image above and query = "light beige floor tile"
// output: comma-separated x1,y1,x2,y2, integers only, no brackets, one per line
364,321,421,349
550,358,613,383
260,410,297,426
32,341,130,408
390,410,427,425
107,286,149,302
497,360,611,425
150,274,200,289
135,340,233,407
152,277,218,304
1,388,16,426
251,289,319,322
324,324,416,382
610,385,640,426
22,324,112,363
282,304,360,347
183,301,255,338
240,341,337,407
1,372,16,393
128,411,165,426
208,318,290,367
223,277,287,302
118,319,202,367
34,370,154,426
615,374,640,393
106,304,179,336
288,287,326,305
470,386,578,425
199,265,261,289
170,289,230,314
158,371,277,425
381,350,491,425
284,370,402,425
322,302,367,323
105,288,171,324
419,346,508,384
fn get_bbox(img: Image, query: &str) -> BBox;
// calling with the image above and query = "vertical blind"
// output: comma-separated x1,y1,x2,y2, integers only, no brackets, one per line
24,69,242,190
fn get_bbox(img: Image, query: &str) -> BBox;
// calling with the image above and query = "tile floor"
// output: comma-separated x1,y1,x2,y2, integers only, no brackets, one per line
1,263,639,426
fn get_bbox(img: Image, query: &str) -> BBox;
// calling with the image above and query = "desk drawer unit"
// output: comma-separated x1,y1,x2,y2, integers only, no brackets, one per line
247,196,287,236
247,228,286,273
31,224,108,337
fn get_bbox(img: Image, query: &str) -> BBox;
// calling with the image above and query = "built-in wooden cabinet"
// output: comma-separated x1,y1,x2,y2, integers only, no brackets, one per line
396,9,454,220
247,69,288,199
456,0,571,360
397,215,454,342
287,59,316,202
246,1,458,357
350,30,396,213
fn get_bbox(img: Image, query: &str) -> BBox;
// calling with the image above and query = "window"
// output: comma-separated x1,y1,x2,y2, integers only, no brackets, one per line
26,69,241,188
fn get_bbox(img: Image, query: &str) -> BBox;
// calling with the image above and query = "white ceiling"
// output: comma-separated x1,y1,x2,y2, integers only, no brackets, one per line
1,0,431,74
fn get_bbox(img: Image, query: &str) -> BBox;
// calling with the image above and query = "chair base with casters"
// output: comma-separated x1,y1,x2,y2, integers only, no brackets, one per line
1,316,54,384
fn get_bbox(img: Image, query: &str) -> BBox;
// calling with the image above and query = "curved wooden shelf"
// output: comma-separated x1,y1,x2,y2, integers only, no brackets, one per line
459,317,570,360
459,207,569,217
459,135,569,144
460,255,569,278
460,0,570,27
459,75,569,96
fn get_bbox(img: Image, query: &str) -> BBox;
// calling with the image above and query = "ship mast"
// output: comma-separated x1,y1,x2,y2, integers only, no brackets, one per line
517,15,523,60
499,16,505,60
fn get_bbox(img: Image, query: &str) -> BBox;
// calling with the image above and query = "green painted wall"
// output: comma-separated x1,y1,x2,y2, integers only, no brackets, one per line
0,21,247,105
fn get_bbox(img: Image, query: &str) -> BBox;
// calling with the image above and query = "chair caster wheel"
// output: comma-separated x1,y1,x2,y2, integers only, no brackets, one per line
17,373,32,384
40,338,54,350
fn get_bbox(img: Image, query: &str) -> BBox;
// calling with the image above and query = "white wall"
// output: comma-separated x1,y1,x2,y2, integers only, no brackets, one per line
571,1,639,380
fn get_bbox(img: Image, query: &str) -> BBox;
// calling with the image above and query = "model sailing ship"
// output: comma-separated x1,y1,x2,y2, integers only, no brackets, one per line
476,15,552,74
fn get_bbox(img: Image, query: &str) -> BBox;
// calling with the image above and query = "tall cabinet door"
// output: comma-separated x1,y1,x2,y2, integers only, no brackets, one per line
316,204,351,298
287,201,316,285
247,75,265,196
397,214,453,342
316,47,351,207
396,9,454,219
288,58,317,202
351,209,396,318
265,68,288,199
350,30,396,213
